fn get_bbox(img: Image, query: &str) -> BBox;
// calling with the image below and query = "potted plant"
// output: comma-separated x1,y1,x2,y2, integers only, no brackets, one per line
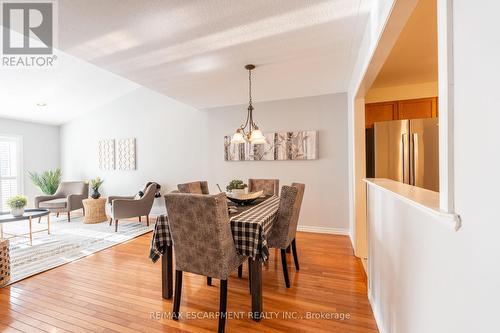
7,195,28,217
29,168,62,195
226,179,248,195
89,177,104,199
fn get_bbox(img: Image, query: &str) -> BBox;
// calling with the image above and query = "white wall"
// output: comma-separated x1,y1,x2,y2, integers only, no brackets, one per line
0,118,60,207
61,90,350,231
365,81,438,103
205,93,349,233
366,1,500,332
60,87,208,214
348,0,414,257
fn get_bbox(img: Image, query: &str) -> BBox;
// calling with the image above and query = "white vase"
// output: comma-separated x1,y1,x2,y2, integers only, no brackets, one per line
11,207,25,217
231,188,246,196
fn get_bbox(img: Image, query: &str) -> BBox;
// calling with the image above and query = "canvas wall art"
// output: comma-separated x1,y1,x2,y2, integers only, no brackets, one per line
98,139,115,170
224,131,318,161
116,137,136,170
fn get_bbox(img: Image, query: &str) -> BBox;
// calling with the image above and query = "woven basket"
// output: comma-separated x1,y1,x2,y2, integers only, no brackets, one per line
0,238,10,287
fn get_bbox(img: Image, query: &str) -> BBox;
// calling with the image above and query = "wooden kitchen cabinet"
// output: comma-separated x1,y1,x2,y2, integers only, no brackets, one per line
365,101,398,128
365,97,438,128
397,97,438,119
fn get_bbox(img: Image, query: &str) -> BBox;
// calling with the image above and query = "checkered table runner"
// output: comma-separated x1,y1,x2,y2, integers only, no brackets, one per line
149,196,280,262
229,195,280,261
149,214,171,263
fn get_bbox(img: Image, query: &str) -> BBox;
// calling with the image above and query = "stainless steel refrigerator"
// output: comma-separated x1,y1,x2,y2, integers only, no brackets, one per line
373,118,439,192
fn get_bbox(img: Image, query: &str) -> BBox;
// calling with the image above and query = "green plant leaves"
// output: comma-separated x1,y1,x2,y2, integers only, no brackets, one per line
226,179,247,191
28,168,62,195
89,177,104,190
7,195,27,209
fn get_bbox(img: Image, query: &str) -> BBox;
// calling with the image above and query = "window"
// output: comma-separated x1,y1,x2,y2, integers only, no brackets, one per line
0,136,22,211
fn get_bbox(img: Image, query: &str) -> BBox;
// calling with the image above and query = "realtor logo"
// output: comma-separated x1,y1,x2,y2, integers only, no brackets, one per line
2,2,53,54
1,1,57,67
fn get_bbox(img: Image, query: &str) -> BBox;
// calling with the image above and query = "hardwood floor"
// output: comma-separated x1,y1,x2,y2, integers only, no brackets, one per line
0,227,378,332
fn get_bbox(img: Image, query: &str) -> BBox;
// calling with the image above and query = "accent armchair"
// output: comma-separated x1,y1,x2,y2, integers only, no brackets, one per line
164,192,246,333
108,183,158,232
35,181,88,222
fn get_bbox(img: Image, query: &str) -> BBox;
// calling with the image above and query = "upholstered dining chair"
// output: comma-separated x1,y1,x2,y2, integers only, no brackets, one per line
177,181,214,284
35,181,88,222
267,183,305,288
164,192,245,333
248,178,280,196
177,181,209,194
108,183,157,232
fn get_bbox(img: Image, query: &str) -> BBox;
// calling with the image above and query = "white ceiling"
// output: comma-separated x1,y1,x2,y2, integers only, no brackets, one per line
58,0,370,109
0,31,140,125
0,0,370,124
371,0,437,88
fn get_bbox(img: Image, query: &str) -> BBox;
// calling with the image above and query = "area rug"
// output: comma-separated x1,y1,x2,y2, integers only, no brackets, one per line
3,214,154,285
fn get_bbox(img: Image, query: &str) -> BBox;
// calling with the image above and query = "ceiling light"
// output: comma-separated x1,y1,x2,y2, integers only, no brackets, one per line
36,102,47,107
231,64,267,145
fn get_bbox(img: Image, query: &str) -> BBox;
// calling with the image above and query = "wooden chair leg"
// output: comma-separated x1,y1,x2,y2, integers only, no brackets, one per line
139,216,142,222
56,212,59,218
109,218,113,226
248,258,252,294
280,249,290,288
67,212,71,222
218,279,228,333
173,270,183,320
115,219,119,232
146,215,150,226
291,238,300,271
207,277,212,286
238,264,243,278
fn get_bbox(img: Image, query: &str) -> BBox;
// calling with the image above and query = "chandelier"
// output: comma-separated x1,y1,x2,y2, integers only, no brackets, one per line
230,64,266,145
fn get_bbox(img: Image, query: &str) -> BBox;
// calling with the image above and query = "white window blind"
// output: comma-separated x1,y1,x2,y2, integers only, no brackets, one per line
0,136,21,211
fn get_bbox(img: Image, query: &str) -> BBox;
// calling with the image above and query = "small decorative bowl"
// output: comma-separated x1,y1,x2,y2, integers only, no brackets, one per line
226,190,264,205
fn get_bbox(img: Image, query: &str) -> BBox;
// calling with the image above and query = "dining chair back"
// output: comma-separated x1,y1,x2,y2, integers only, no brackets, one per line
269,183,305,248
268,183,305,288
248,178,279,196
165,192,242,279
164,192,245,332
177,181,209,194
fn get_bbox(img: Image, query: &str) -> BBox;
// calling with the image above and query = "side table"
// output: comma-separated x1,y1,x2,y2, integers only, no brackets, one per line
0,238,9,286
82,198,108,224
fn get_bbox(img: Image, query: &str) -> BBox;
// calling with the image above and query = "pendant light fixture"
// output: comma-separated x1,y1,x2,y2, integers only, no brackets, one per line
231,64,266,145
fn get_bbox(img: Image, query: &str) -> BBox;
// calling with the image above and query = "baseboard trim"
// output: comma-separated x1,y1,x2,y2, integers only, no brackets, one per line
368,290,386,333
297,225,350,235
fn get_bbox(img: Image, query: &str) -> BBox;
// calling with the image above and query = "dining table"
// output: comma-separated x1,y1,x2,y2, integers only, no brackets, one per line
149,195,280,321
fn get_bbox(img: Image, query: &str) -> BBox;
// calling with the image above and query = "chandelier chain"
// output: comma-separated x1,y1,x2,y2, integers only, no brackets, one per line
248,68,252,107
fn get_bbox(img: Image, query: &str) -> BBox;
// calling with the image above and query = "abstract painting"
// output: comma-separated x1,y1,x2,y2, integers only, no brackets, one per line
116,138,136,170
224,131,318,161
98,139,115,170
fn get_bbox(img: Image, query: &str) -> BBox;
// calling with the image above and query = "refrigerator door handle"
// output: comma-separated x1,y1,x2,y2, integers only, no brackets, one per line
411,133,419,186
401,133,408,184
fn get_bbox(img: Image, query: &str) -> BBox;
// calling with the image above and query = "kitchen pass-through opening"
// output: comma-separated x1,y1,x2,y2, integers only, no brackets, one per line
364,0,439,194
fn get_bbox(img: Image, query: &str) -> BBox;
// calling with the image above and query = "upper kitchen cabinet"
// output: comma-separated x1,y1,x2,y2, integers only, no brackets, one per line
365,101,398,128
365,97,438,128
397,97,438,119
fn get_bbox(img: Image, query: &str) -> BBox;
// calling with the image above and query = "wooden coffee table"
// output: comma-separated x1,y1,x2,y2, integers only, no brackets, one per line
0,209,50,246
82,198,108,224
